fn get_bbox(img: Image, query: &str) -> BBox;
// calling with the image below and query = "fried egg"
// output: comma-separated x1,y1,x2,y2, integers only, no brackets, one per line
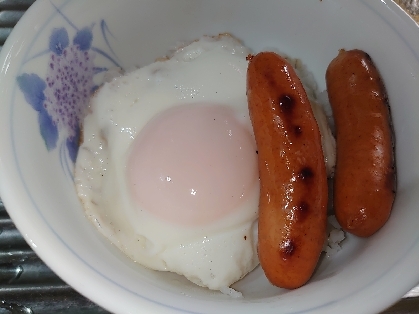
74,35,260,292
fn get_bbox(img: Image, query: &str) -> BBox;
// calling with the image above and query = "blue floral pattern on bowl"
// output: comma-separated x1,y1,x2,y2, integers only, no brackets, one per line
16,3,119,164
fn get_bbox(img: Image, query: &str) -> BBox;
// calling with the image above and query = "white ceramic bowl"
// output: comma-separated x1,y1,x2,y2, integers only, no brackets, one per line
1,0,419,313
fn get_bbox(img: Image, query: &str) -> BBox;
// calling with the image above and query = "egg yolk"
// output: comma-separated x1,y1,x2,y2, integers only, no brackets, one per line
127,104,258,226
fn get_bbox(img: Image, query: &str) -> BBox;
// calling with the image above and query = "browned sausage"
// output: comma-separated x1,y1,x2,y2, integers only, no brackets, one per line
247,52,328,289
326,49,396,238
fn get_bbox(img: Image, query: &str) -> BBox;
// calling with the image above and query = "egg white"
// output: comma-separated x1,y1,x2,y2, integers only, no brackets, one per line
74,35,260,291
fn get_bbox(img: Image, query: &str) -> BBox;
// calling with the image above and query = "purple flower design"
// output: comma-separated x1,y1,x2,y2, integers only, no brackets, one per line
46,36,94,145
18,26,94,162
17,18,119,163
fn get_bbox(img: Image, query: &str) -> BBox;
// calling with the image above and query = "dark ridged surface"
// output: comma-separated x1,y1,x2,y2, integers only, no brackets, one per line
0,1,418,313
0,199,109,313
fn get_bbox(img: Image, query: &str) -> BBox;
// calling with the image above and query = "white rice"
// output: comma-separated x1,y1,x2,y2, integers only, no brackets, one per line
323,215,345,257
219,286,243,298
287,56,345,258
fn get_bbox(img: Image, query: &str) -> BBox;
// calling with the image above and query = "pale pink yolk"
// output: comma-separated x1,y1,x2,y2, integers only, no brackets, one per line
127,104,258,226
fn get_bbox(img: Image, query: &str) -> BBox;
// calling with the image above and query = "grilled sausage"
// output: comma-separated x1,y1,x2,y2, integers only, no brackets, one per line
326,49,396,237
247,52,328,289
